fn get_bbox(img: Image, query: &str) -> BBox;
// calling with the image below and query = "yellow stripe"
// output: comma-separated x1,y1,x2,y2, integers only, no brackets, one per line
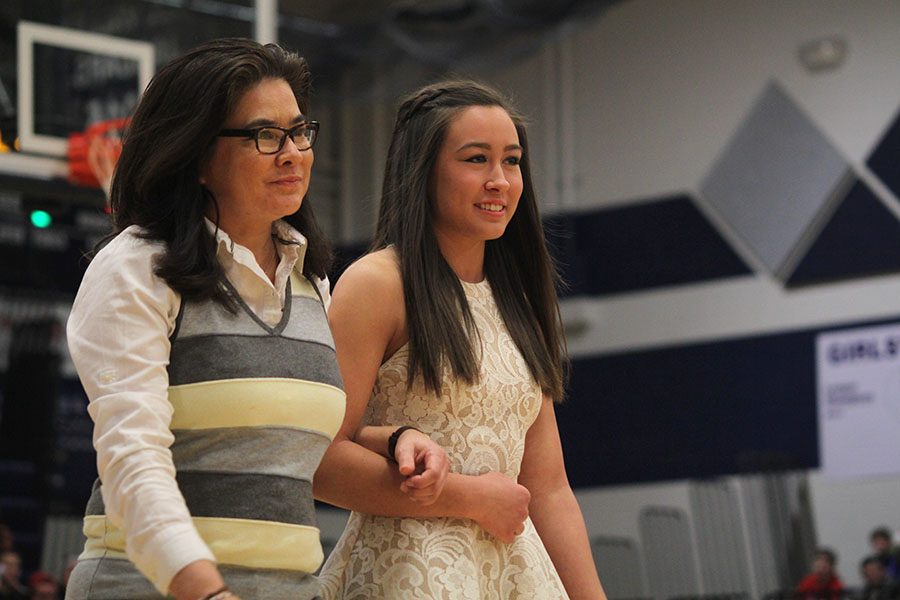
82,516,126,560
83,515,324,573
197,517,324,572
79,546,128,561
289,271,319,299
168,378,345,438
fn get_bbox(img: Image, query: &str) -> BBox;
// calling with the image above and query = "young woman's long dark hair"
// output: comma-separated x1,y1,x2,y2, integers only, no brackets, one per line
374,80,567,401
109,38,332,308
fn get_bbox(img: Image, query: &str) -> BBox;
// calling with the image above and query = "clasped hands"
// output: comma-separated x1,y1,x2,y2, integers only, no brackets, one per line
391,428,530,543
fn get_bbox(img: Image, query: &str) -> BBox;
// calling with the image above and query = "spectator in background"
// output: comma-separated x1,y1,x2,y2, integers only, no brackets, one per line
796,547,844,599
0,551,27,600
859,556,900,600
871,527,900,581
0,524,13,553
26,572,59,600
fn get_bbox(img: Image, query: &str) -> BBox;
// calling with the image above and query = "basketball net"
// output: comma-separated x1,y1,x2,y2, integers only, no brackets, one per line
68,117,129,200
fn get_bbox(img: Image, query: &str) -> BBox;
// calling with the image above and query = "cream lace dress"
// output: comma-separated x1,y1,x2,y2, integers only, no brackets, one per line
319,279,569,599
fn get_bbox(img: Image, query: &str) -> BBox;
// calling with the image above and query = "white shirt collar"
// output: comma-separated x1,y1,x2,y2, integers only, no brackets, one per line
203,216,309,275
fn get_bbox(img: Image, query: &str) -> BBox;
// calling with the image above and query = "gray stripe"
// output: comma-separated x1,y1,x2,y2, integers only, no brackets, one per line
172,427,330,481
278,296,332,346
65,557,321,600
222,564,322,600
84,479,104,516
85,474,316,525
168,336,343,388
175,294,332,348
65,557,158,599
86,478,316,528
177,471,316,525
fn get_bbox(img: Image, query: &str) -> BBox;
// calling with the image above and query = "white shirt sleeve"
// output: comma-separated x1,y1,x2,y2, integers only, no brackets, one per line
66,229,214,593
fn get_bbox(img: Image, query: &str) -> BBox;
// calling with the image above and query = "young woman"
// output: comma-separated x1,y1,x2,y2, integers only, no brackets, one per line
66,39,341,600
315,80,607,599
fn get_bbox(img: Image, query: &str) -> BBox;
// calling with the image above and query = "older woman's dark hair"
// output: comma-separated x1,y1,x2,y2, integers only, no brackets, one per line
374,79,567,401
110,38,331,307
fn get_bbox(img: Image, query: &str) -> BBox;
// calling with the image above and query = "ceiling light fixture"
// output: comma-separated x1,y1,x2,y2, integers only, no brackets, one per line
798,36,848,73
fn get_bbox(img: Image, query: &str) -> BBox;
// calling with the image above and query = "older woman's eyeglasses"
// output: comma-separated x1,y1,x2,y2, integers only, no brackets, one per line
218,121,319,154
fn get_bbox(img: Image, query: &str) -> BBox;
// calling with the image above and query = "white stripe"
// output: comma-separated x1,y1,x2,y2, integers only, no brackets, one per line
562,273,900,356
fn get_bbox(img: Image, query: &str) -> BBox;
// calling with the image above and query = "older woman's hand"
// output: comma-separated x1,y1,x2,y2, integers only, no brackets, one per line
393,429,450,505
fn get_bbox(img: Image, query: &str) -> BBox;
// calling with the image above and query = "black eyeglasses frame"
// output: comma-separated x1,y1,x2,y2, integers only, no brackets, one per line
217,121,320,154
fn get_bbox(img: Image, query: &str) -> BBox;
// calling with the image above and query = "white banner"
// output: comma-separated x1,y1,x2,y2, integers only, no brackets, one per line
816,323,900,479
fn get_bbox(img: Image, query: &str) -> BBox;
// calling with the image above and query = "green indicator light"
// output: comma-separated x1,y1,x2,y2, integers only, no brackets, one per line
30,210,52,228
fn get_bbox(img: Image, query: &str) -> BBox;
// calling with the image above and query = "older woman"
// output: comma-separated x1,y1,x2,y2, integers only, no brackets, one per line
65,39,342,600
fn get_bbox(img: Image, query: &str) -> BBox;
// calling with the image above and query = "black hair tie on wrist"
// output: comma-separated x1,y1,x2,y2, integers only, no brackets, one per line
388,426,420,462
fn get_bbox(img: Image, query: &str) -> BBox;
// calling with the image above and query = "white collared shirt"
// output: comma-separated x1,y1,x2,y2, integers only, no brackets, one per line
66,219,329,593
205,217,330,320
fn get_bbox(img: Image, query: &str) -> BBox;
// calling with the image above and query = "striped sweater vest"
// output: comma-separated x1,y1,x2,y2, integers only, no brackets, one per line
72,272,345,599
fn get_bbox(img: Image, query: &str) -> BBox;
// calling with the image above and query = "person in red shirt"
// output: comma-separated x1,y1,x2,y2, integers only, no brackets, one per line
796,548,845,599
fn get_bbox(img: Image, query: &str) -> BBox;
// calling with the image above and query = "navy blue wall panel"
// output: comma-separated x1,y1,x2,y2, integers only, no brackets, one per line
560,331,817,487
557,316,900,488
544,195,752,297
867,106,900,201
788,179,900,286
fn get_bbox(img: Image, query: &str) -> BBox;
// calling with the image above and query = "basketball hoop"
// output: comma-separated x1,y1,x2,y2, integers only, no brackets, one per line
67,117,128,194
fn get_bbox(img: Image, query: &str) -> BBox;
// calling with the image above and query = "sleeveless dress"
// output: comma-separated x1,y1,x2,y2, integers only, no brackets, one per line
319,279,569,599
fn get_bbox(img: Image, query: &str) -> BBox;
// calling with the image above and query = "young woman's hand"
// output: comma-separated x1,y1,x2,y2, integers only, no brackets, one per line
393,429,450,505
467,471,531,543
